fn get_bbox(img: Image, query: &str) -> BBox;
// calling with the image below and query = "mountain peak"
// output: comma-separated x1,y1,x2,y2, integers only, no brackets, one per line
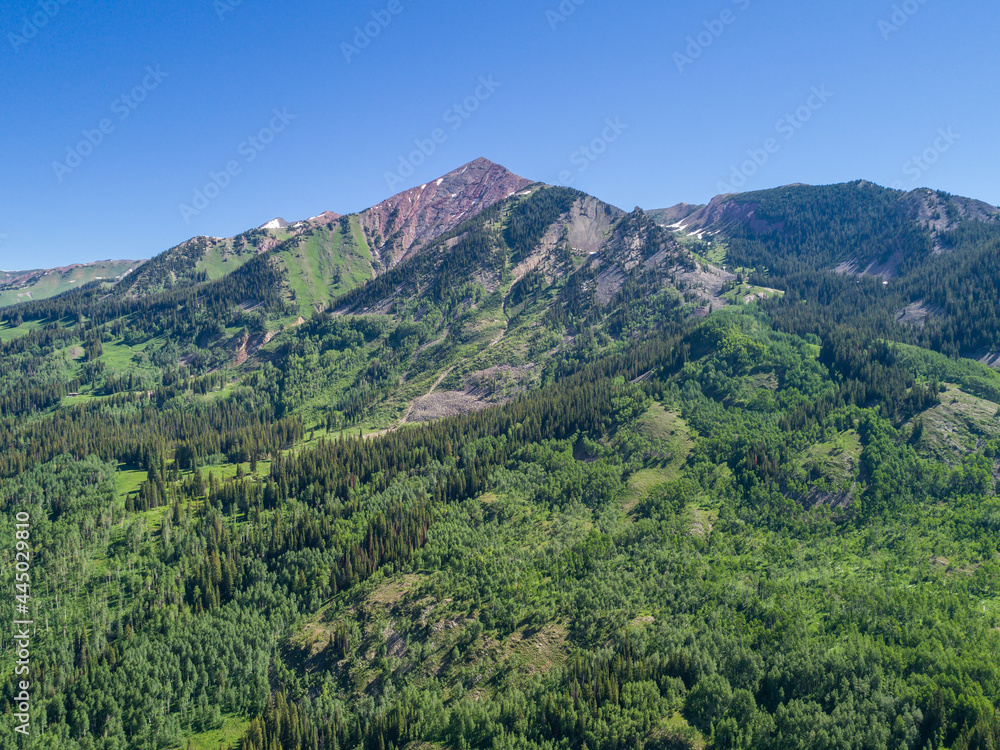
259,218,290,230
386,157,529,200
359,158,533,269
462,156,506,170
307,211,342,225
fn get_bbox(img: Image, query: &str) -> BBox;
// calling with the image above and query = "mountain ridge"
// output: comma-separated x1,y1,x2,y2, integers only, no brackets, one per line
0,259,144,307
654,181,1000,243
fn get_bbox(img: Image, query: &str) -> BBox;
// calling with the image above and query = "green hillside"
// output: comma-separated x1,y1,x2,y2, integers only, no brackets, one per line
0,260,142,307
5,181,1000,749
276,216,375,316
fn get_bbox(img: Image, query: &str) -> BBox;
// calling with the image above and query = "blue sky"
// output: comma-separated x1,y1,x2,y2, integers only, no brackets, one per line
1,0,997,269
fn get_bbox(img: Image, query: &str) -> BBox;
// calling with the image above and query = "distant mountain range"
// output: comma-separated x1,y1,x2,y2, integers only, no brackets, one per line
0,259,143,308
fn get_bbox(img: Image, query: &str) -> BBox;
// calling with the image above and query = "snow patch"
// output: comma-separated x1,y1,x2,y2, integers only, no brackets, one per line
436,178,444,185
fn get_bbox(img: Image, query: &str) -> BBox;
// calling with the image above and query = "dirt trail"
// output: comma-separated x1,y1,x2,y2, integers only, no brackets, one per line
428,366,455,395
393,313,507,430
487,320,508,349
397,365,456,427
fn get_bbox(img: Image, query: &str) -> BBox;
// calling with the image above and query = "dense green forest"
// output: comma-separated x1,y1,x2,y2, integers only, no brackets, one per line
713,182,1000,358
4,182,1000,750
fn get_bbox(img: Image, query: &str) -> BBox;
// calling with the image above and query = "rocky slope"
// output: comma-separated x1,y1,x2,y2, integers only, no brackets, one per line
358,157,533,270
656,193,783,238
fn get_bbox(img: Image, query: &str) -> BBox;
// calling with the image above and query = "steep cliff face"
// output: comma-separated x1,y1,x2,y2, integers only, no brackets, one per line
358,157,533,270
589,208,730,309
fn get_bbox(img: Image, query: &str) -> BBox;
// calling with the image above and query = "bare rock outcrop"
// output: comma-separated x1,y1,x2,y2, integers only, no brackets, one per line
358,157,533,270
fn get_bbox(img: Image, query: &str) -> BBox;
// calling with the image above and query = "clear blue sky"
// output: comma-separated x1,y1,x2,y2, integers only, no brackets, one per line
1,0,997,269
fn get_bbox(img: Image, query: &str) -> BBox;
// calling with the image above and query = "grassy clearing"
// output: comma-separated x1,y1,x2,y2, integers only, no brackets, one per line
622,475,665,514
627,468,672,496
637,403,695,477
797,430,862,467
913,385,1000,463
793,430,862,504
172,715,249,750
0,319,45,342
114,466,147,498
504,622,570,676
622,404,696,513
722,283,785,305
62,393,103,406
695,243,727,267
675,235,728,268
100,339,140,370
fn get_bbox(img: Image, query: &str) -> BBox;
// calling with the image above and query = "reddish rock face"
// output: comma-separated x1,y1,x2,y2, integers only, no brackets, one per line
358,157,532,269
